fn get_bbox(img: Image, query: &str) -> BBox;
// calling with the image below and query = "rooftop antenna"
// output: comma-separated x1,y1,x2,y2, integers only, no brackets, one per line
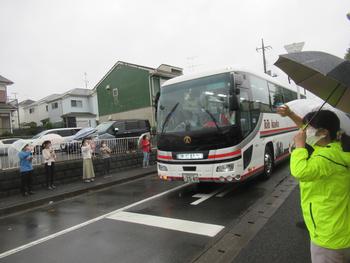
84,72,89,89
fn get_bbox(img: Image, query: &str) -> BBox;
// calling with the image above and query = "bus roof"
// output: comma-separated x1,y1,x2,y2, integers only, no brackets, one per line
162,66,296,92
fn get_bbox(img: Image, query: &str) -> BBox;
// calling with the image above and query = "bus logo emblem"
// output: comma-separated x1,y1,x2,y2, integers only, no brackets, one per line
184,136,192,144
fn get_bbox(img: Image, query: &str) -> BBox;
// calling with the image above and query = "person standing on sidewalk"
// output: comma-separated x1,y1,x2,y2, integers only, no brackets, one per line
99,141,111,175
18,144,34,196
279,107,350,263
42,140,56,190
141,135,151,168
81,138,95,183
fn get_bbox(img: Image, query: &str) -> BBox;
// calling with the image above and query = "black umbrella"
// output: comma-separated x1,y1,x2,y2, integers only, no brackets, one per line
274,51,350,113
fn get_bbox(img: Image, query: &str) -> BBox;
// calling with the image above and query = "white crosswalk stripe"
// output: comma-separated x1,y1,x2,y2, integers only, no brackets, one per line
107,211,225,237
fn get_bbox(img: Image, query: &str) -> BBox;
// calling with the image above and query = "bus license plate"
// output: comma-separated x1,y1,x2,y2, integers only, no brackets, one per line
177,153,203,160
183,173,199,183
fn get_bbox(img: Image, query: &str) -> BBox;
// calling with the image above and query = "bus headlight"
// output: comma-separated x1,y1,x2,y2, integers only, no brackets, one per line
216,163,234,172
158,164,168,171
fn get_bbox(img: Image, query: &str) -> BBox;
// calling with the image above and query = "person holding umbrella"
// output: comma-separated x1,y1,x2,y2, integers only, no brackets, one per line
18,144,34,196
279,107,350,262
42,140,56,190
99,140,112,175
81,137,95,183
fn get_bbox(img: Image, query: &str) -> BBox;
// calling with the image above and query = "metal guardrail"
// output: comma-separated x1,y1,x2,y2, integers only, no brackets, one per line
0,136,157,170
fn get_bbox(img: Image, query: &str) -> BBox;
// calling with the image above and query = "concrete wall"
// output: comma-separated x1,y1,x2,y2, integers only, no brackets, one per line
0,151,156,197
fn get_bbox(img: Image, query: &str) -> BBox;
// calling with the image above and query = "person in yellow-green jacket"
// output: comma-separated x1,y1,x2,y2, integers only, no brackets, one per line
278,107,350,263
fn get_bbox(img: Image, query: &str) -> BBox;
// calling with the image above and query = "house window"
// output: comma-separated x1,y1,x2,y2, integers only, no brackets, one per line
71,100,83,107
52,102,58,109
112,88,118,97
29,108,35,114
46,105,48,112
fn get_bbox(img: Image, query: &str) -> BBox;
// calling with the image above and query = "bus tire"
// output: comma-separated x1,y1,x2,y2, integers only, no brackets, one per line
262,146,274,179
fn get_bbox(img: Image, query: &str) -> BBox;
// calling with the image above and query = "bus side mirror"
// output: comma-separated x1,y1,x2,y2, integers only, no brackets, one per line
234,74,244,87
229,96,239,111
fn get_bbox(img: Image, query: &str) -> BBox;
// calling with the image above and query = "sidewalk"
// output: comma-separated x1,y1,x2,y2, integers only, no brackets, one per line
0,166,156,217
233,187,310,263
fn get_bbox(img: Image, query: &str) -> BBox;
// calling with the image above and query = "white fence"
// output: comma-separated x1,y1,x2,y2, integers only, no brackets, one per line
0,137,156,170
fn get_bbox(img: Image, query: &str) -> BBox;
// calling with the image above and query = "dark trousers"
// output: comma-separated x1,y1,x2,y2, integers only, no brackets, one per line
20,171,33,194
45,162,55,187
103,158,110,174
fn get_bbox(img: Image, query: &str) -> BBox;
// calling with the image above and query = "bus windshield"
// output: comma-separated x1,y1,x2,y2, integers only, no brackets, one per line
157,73,236,134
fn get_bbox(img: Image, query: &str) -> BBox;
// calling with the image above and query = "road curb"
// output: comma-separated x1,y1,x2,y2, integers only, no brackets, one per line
192,175,299,263
0,168,156,217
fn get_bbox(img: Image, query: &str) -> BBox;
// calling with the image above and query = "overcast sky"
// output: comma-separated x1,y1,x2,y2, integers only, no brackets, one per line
1,0,349,102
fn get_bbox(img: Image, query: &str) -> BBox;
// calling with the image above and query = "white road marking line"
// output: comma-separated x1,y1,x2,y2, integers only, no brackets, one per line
107,211,224,237
191,189,223,205
216,186,235,197
0,183,190,259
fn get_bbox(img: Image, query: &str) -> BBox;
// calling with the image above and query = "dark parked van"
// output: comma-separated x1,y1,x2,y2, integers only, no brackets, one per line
95,119,151,139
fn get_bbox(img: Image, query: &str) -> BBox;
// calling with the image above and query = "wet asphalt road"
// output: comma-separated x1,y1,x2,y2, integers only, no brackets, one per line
0,161,291,263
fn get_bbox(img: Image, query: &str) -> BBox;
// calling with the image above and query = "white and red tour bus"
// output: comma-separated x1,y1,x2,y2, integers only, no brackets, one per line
156,67,303,183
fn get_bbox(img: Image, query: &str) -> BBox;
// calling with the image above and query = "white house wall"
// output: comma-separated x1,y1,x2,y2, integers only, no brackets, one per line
61,96,91,115
48,100,63,124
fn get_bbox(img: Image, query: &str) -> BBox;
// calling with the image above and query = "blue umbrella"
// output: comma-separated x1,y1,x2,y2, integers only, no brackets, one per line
72,127,97,140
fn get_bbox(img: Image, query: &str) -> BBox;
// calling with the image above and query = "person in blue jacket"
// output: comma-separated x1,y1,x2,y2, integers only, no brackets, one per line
18,144,34,196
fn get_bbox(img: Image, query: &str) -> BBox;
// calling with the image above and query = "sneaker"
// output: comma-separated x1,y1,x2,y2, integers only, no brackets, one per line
48,186,53,190
51,185,56,189
90,178,95,182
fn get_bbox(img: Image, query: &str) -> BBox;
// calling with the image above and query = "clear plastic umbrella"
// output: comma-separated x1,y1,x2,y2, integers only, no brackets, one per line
7,139,31,169
33,134,65,146
286,99,350,134
137,132,151,149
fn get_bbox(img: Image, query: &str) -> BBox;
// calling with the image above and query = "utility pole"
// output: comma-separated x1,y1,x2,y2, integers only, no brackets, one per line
11,92,20,129
256,38,272,74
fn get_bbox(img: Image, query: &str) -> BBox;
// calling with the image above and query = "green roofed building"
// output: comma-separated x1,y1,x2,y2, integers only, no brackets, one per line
94,61,182,126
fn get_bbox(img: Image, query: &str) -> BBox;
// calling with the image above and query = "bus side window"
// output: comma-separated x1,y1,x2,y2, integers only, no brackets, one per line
248,75,271,113
268,82,284,110
283,88,297,103
239,89,252,137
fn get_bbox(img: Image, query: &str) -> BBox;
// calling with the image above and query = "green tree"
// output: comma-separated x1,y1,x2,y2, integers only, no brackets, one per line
345,47,350,61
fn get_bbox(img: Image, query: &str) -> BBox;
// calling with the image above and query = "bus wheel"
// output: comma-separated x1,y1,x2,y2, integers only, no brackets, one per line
262,147,274,179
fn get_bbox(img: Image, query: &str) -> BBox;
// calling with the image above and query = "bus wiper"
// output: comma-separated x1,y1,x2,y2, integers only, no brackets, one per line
160,102,180,135
201,108,223,135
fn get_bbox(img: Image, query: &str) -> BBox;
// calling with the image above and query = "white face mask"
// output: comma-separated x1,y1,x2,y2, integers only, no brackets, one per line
306,127,325,146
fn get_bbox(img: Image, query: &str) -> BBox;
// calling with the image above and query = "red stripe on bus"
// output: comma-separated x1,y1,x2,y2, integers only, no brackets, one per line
208,149,241,159
275,151,290,161
260,126,298,135
157,155,173,160
243,165,264,178
159,176,221,182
